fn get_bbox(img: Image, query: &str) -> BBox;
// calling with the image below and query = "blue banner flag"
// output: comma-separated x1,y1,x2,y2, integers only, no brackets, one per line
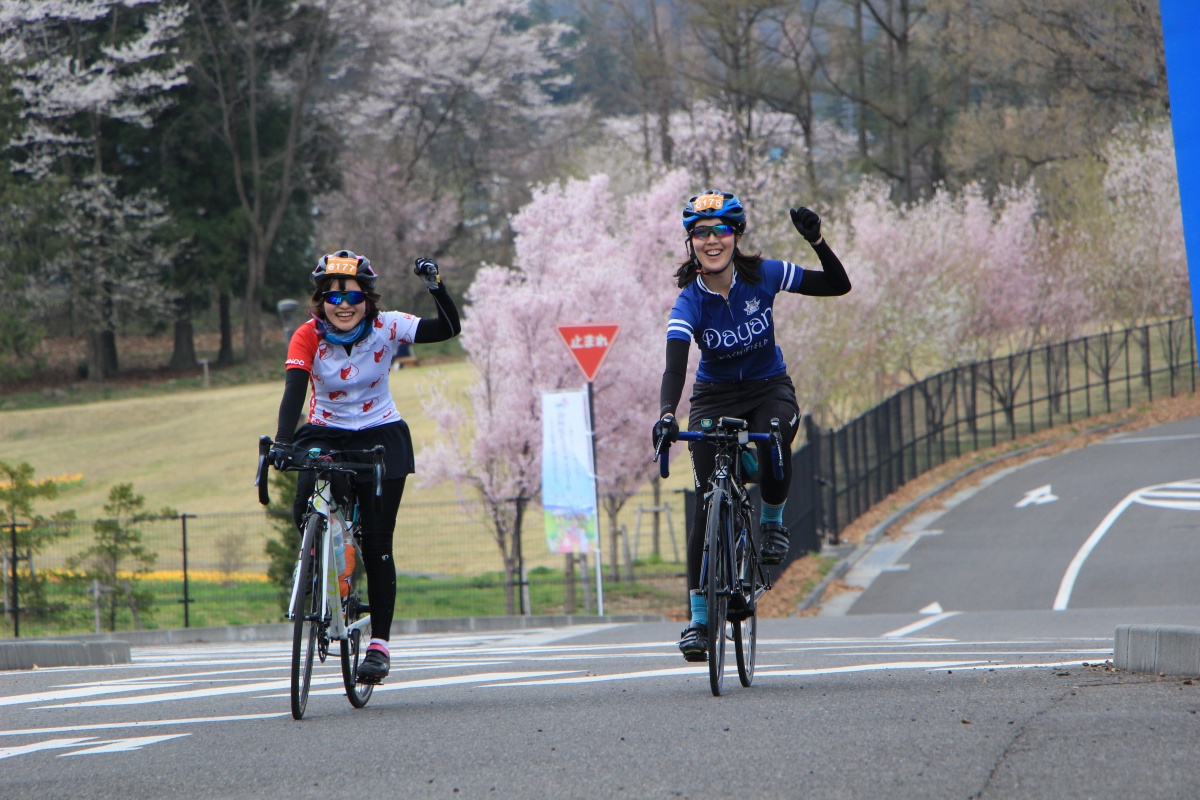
541,390,598,554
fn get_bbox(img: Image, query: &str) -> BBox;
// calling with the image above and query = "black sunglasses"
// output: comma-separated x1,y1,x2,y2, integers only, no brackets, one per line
322,290,366,306
689,223,736,241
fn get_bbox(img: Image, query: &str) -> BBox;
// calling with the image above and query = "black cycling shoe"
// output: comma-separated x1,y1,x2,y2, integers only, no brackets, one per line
678,624,709,663
357,647,390,684
760,522,790,565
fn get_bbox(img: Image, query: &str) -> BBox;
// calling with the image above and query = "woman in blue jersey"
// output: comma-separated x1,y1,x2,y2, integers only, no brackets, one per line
652,190,851,661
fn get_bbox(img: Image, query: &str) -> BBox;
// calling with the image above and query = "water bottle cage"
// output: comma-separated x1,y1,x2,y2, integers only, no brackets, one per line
738,444,759,483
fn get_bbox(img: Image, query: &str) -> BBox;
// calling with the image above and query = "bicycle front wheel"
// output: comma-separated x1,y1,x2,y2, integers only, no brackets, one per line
291,514,324,720
706,487,730,697
732,606,757,687
733,514,759,687
341,594,373,708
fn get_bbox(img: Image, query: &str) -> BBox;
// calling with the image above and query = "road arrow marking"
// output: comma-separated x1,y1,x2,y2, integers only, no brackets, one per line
1017,485,1058,507
59,734,190,756
0,738,95,760
919,602,944,615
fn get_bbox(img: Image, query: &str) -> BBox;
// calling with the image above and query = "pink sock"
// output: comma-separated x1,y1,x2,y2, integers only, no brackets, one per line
367,638,389,656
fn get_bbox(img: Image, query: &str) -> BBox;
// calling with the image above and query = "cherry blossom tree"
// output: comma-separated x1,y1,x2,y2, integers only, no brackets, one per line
188,0,348,364
782,177,1087,427
0,0,188,379
1,0,188,177
314,0,582,296
420,171,691,604
41,174,178,378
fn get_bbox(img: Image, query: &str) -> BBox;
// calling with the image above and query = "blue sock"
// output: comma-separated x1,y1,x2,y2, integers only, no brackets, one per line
760,501,785,526
689,590,707,626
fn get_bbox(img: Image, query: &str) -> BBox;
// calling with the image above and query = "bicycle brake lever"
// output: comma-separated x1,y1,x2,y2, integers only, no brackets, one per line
256,436,271,506
371,445,385,497
769,419,784,481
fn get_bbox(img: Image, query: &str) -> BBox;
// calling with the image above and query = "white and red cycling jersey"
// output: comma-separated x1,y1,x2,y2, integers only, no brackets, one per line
285,311,420,430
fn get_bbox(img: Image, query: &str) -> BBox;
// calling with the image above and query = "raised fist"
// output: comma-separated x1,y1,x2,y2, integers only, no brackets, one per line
789,207,822,244
414,257,441,290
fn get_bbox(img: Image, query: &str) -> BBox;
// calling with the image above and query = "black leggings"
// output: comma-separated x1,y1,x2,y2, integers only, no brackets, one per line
685,375,800,590
293,474,406,641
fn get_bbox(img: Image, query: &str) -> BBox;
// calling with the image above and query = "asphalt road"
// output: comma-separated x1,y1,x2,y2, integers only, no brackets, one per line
4,416,1200,799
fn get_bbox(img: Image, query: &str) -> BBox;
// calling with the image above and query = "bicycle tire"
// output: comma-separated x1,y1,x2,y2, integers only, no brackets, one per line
733,508,759,687
290,514,323,720
706,487,730,697
341,581,373,707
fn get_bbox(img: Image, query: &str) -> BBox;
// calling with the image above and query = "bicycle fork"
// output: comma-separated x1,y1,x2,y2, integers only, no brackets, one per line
286,482,347,640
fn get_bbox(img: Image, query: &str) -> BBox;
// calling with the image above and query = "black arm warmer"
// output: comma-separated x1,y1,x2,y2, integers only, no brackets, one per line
658,337,691,418
796,240,851,296
275,367,309,443
414,284,461,343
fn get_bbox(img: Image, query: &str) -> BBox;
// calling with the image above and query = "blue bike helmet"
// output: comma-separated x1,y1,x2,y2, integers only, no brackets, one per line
682,190,746,234
311,250,377,291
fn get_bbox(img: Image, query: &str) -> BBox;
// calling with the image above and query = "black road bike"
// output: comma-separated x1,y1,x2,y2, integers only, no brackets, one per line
256,437,384,719
656,417,783,696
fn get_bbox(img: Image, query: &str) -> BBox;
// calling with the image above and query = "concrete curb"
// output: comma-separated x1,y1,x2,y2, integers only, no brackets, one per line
0,614,667,671
0,640,131,671
797,422,1127,613
1114,624,1200,677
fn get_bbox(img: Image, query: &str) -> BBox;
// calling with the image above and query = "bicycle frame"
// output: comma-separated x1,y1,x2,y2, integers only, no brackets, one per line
256,437,383,647
285,479,371,642
654,416,783,694
692,432,757,606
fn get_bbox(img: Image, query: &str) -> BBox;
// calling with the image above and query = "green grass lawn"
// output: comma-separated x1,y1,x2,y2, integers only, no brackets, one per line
0,358,486,519
0,356,695,522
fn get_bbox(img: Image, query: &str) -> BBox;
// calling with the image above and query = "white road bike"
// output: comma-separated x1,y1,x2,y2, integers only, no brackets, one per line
257,438,384,719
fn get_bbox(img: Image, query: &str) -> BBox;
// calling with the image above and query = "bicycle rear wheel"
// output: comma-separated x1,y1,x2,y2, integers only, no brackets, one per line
733,513,759,687
291,514,324,720
706,488,730,697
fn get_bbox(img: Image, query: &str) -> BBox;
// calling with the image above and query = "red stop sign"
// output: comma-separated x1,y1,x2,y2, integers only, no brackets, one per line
556,323,620,382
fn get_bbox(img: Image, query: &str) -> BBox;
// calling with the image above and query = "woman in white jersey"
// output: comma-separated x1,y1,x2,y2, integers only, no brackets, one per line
271,250,460,682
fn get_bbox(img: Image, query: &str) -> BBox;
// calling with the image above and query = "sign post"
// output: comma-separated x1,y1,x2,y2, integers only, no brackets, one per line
554,323,620,617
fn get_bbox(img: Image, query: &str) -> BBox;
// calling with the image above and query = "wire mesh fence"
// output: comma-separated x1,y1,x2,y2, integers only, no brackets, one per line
1,489,691,638
6,317,1196,637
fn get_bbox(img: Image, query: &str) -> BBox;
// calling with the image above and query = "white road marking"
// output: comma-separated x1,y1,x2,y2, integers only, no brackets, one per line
0,683,189,708
882,612,961,638
920,602,944,614
59,734,190,756
39,676,344,708
0,713,286,738
1100,433,1200,445
1017,484,1058,507
0,738,95,760
290,670,582,697
491,660,990,687
938,660,1096,671
1054,478,1200,610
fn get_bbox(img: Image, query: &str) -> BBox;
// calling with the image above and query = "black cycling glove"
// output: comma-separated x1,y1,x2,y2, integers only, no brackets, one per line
652,414,679,449
789,207,822,244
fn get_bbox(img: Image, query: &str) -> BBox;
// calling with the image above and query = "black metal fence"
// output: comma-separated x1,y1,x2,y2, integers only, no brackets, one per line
778,316,1197,564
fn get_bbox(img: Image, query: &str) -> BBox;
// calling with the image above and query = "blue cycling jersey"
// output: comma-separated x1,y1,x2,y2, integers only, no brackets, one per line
666,259,806,383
